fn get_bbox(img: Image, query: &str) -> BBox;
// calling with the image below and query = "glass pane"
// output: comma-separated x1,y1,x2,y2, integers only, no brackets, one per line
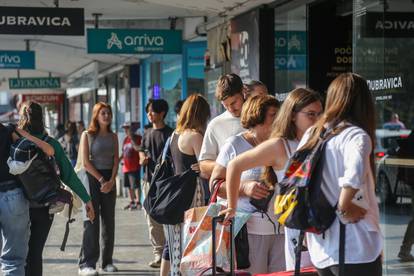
275,5,307,100
354,0,414,274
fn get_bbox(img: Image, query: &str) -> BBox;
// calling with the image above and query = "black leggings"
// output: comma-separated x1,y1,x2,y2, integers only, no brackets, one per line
317,255,382,276
25,207,54,276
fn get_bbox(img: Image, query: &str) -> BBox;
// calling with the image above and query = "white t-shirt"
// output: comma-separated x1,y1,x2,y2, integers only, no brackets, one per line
199,111,245,162
216,133,277,235
298,125,383,269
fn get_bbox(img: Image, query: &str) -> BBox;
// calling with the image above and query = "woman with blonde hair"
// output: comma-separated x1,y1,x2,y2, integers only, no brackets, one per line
78,102,119,276
221,88,323,273
161,93,211,276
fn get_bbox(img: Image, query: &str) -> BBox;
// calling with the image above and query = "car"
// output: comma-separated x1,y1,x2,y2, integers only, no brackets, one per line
375,128,412,205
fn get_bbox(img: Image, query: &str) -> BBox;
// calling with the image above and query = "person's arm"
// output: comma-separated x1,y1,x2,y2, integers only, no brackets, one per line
337,132,371,223
221,138,283,221
138,132,149,166
101,133,120,193
130,134,141,151
198,124,219,179
188,132,210,179
82,132,106,185
12,128,55,156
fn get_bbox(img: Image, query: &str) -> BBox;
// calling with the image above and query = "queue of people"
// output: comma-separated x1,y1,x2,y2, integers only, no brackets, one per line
0,72,384,276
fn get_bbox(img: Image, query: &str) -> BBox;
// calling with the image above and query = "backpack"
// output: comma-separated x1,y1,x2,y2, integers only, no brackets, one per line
274,125,349,234
143,133,198,225
9,135,62,204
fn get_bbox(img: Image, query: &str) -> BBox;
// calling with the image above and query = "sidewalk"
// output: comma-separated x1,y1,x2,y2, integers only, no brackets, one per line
43,197,159,275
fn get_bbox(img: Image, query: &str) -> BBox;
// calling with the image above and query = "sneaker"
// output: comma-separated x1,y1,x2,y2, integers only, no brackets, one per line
102,264,118,272
130,202,137,210
398,251,414,262
78,267,98,276
148,257,161,268
135,202,142,210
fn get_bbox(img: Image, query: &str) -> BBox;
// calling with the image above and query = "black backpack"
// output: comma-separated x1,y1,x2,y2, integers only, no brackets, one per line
143,134,198,225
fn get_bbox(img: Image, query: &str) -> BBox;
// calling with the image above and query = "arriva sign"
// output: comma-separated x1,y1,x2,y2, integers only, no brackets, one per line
0,51,35,69
87,29,182,54
9,77,61,89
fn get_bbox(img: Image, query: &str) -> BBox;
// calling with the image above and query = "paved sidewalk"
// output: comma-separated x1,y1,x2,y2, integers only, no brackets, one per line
43,197,159,275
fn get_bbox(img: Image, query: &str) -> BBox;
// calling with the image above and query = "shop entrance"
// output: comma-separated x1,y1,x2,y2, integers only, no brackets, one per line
308,0,353,93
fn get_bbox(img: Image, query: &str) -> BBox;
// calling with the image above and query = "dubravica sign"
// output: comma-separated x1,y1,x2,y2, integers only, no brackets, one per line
9,77,61,89
0,7,84,35
0,51,35,69
87,29,182,54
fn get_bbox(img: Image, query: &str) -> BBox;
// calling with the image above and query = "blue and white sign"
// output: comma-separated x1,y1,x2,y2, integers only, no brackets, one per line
0,50,35,69
87,29,182,54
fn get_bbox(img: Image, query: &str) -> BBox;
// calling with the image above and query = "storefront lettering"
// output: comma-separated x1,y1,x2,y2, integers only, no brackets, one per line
376,20,414,30
367,76,403,91
0,54,20,64
0,16,71,26
10,78,60,89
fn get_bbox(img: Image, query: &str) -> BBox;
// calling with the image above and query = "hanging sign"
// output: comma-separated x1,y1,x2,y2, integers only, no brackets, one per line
0,50,35,69
9,77,61,89
87,29,182,54
0,7,84,35
22,93,64,104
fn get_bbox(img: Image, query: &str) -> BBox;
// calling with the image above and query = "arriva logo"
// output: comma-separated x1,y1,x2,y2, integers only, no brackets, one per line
107,32,165,50
107,33,123,50
0,54,21,64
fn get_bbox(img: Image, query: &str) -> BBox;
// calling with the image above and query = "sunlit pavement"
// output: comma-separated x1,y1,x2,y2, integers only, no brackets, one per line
43,197,159,275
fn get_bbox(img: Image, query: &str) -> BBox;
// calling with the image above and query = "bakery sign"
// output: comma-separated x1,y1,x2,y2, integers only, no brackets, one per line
0,6,84,35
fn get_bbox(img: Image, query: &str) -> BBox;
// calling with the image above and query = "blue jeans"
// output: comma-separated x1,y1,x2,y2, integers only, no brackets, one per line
0,188,30,276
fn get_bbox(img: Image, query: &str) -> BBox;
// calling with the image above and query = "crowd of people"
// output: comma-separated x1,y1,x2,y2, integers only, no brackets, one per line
0,72,384,276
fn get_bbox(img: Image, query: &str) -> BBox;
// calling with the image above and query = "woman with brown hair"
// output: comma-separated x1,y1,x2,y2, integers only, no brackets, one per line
220,88,323,273
294,73,382,275
78,102,119,276
17,101,95,276
160,93,211,276
211,94,280,274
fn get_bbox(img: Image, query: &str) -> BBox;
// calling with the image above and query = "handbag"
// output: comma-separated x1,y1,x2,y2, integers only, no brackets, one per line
210,180,250,270
143,133,198,225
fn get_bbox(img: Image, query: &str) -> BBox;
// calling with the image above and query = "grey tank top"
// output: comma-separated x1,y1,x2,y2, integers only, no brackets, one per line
90,134,115,170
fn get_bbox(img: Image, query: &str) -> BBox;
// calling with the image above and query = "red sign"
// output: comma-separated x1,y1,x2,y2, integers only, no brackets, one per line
22,94,64,104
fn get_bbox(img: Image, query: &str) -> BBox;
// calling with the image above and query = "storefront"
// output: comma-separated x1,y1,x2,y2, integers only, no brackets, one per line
272,0,414,273
140,41,206,127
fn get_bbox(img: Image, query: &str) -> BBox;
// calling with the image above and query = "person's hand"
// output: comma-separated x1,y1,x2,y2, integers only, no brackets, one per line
85,201,95,222
338,202,367,223
218,207,236,225
191,163,200,172
241,181,270,200
100,179,115,193
140,156,149,166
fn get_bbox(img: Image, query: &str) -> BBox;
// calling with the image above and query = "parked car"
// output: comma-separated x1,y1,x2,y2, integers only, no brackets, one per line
375,128,412,205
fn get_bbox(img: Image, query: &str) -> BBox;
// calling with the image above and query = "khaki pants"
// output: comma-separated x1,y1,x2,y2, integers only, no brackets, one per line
143,181,165,259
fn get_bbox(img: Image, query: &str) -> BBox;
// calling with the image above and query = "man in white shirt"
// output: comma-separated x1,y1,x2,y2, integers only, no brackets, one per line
199,73,246,178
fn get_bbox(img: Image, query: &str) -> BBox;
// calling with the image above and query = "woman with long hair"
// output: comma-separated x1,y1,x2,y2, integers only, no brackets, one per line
59,121,79,167
17,101,95,276
294,73,382,275
78,102,119,276
160,94,211,276
210,95,280,274
220,88,323,273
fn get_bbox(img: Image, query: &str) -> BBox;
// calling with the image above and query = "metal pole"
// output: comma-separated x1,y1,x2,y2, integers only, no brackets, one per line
92,13,103,29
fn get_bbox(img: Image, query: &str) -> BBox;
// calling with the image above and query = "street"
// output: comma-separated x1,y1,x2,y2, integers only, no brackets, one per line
43,197,158,275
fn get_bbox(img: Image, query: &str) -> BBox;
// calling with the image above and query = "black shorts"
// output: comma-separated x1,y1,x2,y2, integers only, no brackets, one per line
123,171,141,189
162,242,170,261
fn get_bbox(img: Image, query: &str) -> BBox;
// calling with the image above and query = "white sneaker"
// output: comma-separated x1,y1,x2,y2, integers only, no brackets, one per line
102,264,118,272
78,267,98,276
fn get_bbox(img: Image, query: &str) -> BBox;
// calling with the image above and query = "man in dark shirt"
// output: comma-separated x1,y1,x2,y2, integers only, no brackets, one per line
0,123,30,276
139,99,173,268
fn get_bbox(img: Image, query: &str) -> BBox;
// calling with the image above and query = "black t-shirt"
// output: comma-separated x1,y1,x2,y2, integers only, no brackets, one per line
141,125,173,182
0,124,20,185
